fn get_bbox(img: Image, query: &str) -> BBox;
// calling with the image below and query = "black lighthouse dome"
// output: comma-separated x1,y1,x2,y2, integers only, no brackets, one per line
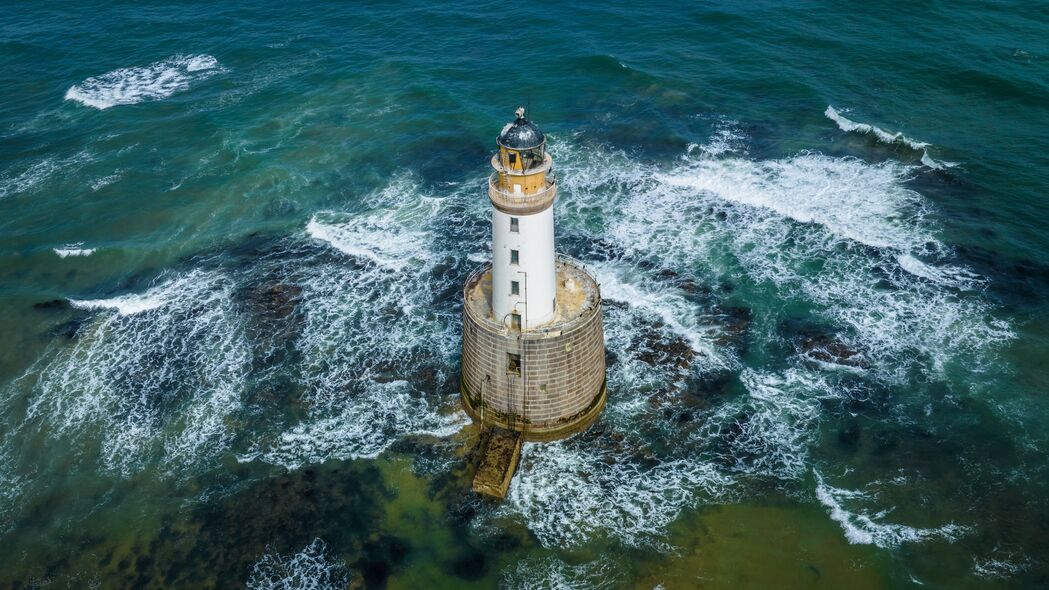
497,107,545,149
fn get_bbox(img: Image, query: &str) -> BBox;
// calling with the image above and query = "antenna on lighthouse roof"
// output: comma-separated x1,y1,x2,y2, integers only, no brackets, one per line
515,106,525,120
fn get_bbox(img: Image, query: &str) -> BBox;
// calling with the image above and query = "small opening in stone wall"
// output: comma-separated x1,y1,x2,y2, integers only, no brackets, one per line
510,249,519,265
507,353,521,376
511,313,521,331
510,217,519,232
511,280,520,295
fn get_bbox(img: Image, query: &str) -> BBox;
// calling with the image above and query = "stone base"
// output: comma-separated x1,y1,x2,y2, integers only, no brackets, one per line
462,378,607,442
459,259,606,442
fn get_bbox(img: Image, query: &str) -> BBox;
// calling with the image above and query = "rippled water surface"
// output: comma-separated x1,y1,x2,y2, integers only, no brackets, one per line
2,1,1048,587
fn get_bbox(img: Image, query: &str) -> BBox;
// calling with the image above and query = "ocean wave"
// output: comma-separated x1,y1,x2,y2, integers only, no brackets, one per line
90,172,122,191
688,119,747,157
697,369,840,480
973,545,1032,579
244,380,465,470
68,275,189,315
550,137,1012,383
497,439,731,549
0,151,93,199
247,538,348,590
896,253,982,290
502,555,622,590
814,471,969,548
246,175,467,469
656,153,930,251
593,261,732,372
54,244,96,258
27,269,249,476
64,54,222,109
825,106,955,170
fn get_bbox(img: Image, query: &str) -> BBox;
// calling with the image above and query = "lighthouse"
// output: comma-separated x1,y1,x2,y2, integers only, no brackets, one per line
461,109,606,494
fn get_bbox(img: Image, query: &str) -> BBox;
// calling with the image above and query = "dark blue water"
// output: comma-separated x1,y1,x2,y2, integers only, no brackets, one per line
2,1,1048,587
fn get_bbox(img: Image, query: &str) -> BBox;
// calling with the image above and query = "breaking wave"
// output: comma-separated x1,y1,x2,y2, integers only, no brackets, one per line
64,54,222,109
247,538,348,590
825,106,954,170
815,471,969,548
54,244,96,258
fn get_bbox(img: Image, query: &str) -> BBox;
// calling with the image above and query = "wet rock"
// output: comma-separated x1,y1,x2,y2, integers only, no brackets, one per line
713,305,752,351
632,319,695,371
798,333,869,369
245,282,303,320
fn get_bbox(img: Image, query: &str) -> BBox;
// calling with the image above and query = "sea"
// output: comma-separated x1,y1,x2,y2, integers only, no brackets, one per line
1,1,1048,588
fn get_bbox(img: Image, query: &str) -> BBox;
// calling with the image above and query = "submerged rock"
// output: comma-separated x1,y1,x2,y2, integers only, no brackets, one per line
33,298,70,311
798,333,869,369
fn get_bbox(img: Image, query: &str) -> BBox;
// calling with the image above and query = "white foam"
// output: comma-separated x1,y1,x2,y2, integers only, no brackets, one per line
592,261,731,372
656,153,930,251
247,538,348,590
688,120,747,157
64,54,222,109
0,151,93,199
814,471,968,548
973,546,1032,579
550,137,1012,383
496,440,730,549
27,269,248,476
246,381,466,470
246,175,467,470
502,555,621,590
90,172,121,191
54,244,97,258
696,369,839,480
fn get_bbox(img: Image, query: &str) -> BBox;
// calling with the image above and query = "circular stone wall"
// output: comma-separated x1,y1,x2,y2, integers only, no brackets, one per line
460,258,606,441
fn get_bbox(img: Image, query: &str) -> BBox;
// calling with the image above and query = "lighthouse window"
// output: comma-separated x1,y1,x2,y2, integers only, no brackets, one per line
507,352,521,375
510,313,521,331
510,249,519,265
511,281,520,295
508,152,517,165
510,217,519,232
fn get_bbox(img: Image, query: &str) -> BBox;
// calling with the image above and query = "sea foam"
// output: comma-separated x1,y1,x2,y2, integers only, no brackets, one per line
54,244,96,258
815,471,969,548
247,538,348,590
65,54,222,109
28,269,249,476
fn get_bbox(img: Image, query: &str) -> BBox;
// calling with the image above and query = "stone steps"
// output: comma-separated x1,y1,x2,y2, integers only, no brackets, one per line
471,427,523,499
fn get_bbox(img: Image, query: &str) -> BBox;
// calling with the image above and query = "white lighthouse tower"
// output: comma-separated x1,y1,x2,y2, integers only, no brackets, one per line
490,107,557,330
461,109,607,491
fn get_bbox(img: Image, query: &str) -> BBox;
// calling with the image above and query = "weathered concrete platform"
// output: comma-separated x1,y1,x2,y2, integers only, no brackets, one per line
471,427,523,499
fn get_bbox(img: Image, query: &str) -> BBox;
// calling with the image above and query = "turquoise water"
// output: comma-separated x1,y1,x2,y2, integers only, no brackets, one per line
2,1,1048,587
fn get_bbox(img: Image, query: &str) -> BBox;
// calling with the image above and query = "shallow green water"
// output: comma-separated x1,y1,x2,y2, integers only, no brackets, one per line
2,1,1048,588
